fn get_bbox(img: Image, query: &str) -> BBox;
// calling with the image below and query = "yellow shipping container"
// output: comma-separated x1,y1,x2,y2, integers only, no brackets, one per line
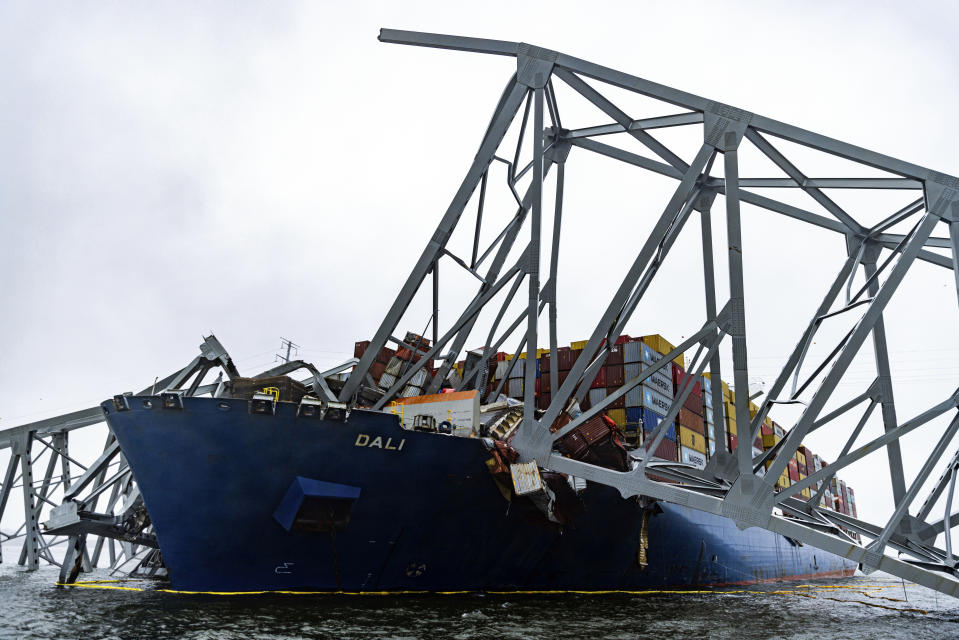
777,471,790,489
726,417,737,436
608,408,626,426
679,425,707,453
796,451,806,466
723,399,736,420
749,401,759,419
801,487,811,499
761,433,780,449
570,340,588,350
518,352,527,360
763,415,773,428
642,334,685,368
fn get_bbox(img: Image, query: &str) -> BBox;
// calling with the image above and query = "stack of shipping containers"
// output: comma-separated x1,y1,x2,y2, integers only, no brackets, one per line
372,330,856,518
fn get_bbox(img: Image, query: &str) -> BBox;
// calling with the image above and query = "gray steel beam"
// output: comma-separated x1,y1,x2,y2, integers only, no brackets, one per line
762,212,940,488
863,255,908,504
17,434,39,570
871,413,959,552
383,29,956,182
700,198,727,448
569,136,849,235
521,80,546,431
745,129,863,233
952,221,959,307
564,112,703,140
554,67,688,172
340,75,528,402
748,254,858,437
720,125,755,477
917,447,959,523
537,143,715,430
734,178,921,190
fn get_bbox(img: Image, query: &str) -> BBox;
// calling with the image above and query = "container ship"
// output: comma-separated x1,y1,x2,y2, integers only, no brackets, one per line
100,331,857,592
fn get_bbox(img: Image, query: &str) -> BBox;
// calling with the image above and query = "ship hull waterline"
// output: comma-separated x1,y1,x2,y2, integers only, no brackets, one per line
101,396,854,593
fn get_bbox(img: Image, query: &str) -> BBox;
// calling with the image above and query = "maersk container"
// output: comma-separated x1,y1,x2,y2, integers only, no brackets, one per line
588,387,607,407
623,339,644,364
680,445,707,469
679,425,707,454
624,363,673,397
629,407,675,440
626,386,672,415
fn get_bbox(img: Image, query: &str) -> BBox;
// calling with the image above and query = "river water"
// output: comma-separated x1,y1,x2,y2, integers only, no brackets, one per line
2,560,958,639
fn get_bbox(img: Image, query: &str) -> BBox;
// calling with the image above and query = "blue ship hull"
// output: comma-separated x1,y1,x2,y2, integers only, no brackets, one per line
103,396,854,592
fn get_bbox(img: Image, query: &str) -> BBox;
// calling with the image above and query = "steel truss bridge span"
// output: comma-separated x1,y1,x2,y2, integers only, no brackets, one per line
340,29,959,597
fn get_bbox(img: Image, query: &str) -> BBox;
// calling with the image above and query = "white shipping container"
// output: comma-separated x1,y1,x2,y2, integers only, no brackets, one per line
641,363,674,397
680,445,707,469
625,386,672,414
623,340,644,364
507,378,524,397
510,461,543,496
588,387,607,405
495,360,510,380
379,372,397,389
400,384,422,398
410,369,428,387
507,359,525,379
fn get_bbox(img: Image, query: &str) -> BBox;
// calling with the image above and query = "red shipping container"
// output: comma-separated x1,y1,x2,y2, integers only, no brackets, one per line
753,436,762,450
558,370,570,387
727,434,738,452
606,388,625,409
606,364,625,387
370,360,387,383
788,459,800,482
644,430,678,461
671,364,703,397
540,355,551,372
535,378,541,394
495,352,508,361
678,407,705,435
761,423,773,436
606,344,624,366
682,392,703,416
557,347,578,371
590,367,607,389
537,392,551,411
541,374,551,393
615,334,632,345
354,340,371,358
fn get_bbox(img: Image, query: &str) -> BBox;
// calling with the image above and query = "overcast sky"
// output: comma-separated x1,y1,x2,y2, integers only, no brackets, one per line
2,1,959,535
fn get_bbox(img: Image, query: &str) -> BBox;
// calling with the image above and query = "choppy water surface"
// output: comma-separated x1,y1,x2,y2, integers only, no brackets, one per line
2,563,959,639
